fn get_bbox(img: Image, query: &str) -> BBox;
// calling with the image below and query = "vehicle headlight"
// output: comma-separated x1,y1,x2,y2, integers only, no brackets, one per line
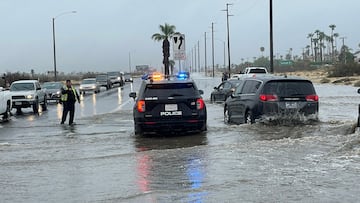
91,85,96,88
56,91,61,94
117,77,120,80
26,94,34,99
80,86,83,90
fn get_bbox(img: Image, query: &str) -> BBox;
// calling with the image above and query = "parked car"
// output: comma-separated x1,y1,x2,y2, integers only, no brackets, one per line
224,75,318,124
96,74,112,90
210,79,243,103
129,72,207,134
42,81,63,103
0,87,12,121
10,80,47,113
79,78,101,94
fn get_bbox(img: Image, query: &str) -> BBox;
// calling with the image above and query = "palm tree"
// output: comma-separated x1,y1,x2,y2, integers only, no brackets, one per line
333,33,339,57
260,47,265,56
329,24,336,61
305,45,311,58
307,33,314,59
313,38,319,62
318,31,326,62
151,23,177,76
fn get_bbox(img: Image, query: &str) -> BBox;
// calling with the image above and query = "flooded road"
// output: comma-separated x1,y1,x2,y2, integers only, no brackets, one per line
1,75,360,202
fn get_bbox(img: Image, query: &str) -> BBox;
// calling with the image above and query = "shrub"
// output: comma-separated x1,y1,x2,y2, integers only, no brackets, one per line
328,63,360,77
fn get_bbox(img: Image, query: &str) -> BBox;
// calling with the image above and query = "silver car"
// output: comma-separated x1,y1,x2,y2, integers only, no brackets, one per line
79,78,101,94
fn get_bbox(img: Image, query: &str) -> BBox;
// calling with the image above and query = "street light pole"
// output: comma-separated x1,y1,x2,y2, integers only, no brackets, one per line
211,22,215,78
204,32,207,76
128,52,132,73
52,17,57,81
269,0,274,73
52,11,76,81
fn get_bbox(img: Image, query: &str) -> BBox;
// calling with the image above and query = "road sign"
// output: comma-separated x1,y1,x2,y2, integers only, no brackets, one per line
173,34,186,60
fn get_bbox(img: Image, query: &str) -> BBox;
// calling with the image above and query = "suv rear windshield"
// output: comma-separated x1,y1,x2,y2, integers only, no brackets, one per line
263,80,315,96
144,83,198,98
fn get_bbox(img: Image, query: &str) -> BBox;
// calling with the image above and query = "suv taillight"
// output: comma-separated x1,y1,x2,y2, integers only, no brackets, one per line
196,98,205,110
306,94,319,101
259,94,278,101
137,100,145,112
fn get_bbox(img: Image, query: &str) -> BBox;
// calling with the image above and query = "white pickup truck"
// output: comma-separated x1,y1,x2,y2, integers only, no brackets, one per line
0,87,12,121
10,80,47,113
231,67,269,80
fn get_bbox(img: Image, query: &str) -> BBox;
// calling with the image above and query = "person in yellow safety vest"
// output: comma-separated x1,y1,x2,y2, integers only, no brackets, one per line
60,80,80,125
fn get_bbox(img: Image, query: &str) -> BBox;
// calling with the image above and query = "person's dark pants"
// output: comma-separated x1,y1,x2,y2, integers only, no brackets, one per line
61,102,75,125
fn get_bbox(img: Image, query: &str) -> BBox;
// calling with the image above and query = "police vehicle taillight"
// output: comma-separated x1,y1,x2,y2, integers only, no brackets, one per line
137,100,145,112
196,98,205,110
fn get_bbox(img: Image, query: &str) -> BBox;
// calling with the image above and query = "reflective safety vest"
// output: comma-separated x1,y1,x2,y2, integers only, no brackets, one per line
61,86,78,102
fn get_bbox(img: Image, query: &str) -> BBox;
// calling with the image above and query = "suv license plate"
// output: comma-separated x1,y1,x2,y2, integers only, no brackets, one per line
165,104,178,111
285,102,298,109
15,102,22,105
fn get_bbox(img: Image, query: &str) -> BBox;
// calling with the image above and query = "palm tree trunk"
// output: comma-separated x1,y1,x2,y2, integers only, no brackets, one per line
162,39,170,76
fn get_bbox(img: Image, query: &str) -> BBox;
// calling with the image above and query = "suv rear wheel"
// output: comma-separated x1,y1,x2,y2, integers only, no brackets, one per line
244,110,254,124
224,106,232,124
134,124,143,135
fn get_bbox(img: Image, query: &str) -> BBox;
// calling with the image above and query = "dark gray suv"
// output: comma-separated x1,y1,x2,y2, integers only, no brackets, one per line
224,75,319,124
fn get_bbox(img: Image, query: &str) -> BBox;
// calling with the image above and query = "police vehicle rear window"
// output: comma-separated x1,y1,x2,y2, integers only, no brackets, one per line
144,83,197,97
263,80,315,96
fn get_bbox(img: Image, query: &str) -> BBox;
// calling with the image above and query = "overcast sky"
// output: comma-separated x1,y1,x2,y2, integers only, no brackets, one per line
0,0,359,74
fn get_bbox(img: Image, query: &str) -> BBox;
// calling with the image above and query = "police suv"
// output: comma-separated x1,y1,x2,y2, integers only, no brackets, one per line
129,72,207,135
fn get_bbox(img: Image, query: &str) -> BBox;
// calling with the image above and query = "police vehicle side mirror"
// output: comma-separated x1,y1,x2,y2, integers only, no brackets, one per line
129,92,137,100
214,87,218,90
199,90,204,95
358,88,360,94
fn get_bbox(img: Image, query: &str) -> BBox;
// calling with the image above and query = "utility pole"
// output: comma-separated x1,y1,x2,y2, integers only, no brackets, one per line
223,3,233,78
211,22,215,78
204,32,207,76
194,45,197,72
191,48,193,72
128,52,131,73
198,40,200,73
269,0,274,73
340,36,347,64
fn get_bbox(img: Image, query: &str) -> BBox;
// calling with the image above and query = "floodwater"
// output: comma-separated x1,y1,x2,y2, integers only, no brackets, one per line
1,75,360,202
